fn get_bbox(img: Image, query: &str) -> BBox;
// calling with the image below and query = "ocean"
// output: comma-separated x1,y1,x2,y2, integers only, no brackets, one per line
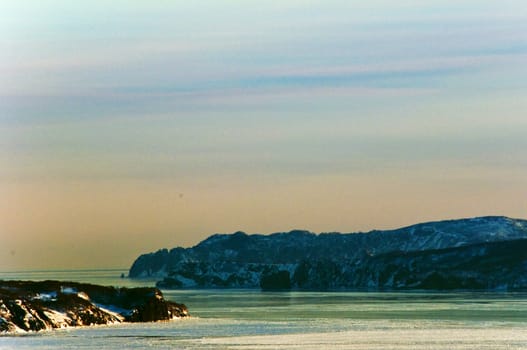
1,269,526,349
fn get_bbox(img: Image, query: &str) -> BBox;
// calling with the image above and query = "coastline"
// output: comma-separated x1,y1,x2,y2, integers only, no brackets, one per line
0,280,188,334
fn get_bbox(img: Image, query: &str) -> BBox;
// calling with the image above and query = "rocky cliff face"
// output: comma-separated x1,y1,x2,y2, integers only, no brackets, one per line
129,216,527,291
0,281,188,333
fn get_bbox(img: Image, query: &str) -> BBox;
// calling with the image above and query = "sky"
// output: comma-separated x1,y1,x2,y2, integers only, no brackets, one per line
1,0,526,270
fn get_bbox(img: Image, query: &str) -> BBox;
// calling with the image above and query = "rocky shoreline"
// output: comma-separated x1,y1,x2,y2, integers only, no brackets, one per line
0,280,188,334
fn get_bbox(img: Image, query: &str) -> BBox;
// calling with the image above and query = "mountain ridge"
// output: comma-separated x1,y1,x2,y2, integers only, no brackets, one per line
128,216,527,290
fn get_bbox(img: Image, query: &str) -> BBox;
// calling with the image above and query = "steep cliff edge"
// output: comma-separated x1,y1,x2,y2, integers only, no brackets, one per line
0,280,188,333
129,216,527,290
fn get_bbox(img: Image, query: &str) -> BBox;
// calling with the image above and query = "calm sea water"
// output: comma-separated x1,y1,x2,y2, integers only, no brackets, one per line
1,269,526,349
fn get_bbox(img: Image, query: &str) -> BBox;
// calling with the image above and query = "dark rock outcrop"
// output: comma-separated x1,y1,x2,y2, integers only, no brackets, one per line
0,280,188,333
129,216,527,291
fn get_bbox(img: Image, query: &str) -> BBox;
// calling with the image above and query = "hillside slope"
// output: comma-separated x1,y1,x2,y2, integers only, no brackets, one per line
129,216,527,290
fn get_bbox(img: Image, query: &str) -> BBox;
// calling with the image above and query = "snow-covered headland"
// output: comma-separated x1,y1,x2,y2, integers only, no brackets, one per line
0,280,188,334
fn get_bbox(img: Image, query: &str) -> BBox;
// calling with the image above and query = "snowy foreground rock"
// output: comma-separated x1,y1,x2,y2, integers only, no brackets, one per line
0,281,188,333
129,216,527,291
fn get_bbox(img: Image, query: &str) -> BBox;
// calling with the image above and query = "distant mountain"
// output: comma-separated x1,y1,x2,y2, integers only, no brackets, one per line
128,216,527,291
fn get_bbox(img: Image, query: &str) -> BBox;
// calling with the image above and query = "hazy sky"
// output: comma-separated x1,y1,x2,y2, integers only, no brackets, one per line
1,1,526,270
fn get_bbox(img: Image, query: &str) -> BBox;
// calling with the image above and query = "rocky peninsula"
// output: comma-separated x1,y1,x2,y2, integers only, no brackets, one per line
0,280,188,333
